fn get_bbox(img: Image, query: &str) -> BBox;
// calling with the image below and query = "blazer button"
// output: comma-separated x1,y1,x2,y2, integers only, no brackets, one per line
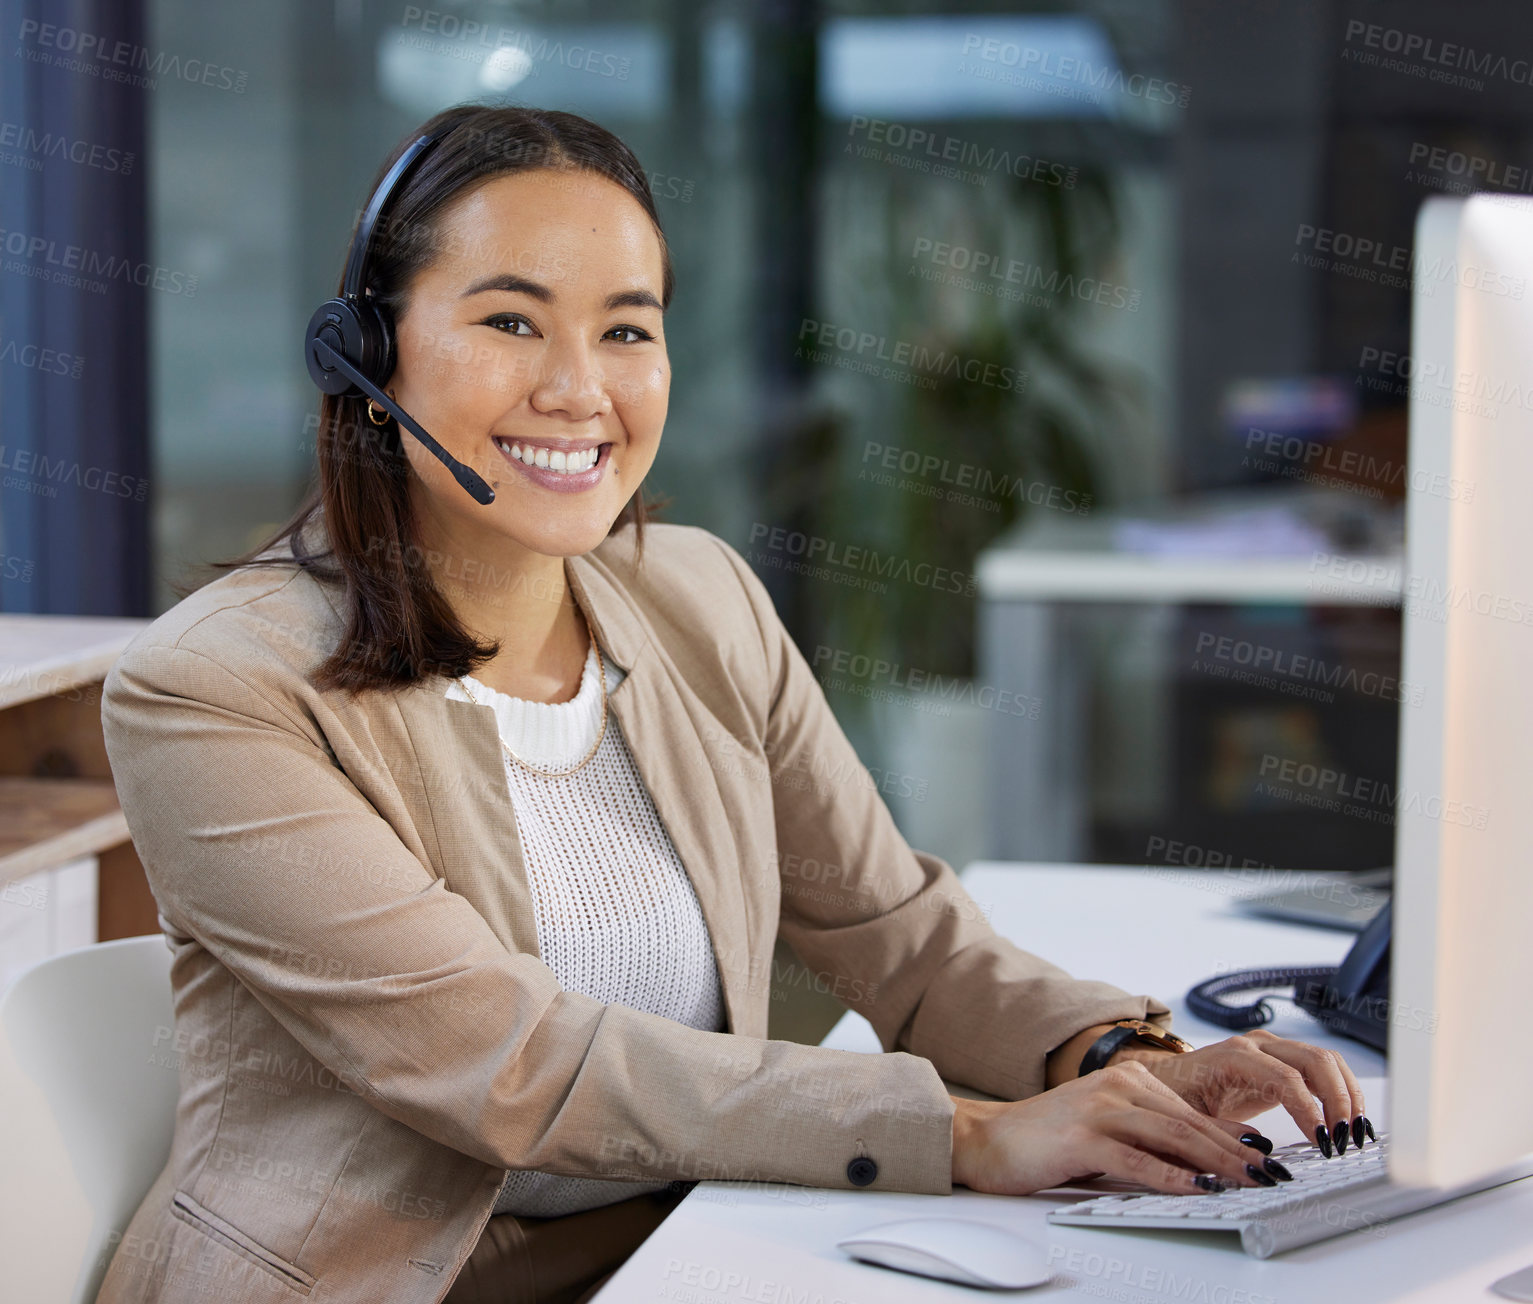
846,1157,878,1187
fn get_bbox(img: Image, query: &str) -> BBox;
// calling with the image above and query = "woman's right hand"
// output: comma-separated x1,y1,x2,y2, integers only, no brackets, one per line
951,1060,1277,1195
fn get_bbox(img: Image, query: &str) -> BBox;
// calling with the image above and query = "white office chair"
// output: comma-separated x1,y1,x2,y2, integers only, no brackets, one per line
0,934,177,1304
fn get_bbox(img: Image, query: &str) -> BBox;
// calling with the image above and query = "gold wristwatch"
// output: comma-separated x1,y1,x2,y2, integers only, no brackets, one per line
1078,1019,1195,1076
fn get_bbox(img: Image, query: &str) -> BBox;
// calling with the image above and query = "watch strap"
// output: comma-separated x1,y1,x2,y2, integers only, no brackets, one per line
1077,1023,1146,1076
1078,1019,1192,1076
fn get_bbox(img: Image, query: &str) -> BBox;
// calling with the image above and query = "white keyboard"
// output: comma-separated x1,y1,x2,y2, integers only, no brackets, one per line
1049,1133,1533,1258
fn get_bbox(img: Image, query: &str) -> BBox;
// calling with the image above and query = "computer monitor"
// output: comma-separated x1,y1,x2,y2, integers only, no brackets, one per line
1391,193,1533,1190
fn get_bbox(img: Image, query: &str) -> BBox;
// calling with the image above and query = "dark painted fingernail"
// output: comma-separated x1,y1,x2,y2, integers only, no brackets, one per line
1332,1120,1349,1155
1314,1124,1333,1158
1245,1163,1278,1186
1239,1132,1273,1154
1352,1117,1366,1149
1263,1157,1293,1181
1194,1173,1226,1193
1363,1117,1376,1142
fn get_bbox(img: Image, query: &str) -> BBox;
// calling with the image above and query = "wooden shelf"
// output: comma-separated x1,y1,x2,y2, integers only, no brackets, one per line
0,614,156,936
0,776,129,886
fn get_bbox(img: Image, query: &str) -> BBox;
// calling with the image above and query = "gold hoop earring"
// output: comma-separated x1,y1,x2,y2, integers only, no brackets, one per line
366,399,390,427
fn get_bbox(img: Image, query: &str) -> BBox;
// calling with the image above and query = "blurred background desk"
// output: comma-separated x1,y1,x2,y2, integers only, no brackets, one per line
0,616,156,998
977,488,1405,869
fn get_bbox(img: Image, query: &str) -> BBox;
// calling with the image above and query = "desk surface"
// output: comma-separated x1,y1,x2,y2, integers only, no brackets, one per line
975,487,1402,604
976,549,1404,604
0,613,148,709
594,863,1533,1302
819,862,1388,1070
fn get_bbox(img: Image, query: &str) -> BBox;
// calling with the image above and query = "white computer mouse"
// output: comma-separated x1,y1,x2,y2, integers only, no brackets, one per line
836,1217,1054,1289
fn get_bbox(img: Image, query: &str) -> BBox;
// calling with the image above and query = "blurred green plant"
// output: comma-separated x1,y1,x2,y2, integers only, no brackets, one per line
765,158,1149,705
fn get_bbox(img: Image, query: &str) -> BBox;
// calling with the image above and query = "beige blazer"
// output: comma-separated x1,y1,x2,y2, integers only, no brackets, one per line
94,512,1171,1304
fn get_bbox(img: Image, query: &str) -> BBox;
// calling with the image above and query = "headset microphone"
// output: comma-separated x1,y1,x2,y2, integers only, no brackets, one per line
307,336,495,505
303,127,496,506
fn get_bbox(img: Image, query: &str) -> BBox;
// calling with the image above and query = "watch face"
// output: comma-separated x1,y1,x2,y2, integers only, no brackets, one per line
1126,1020,1191,1051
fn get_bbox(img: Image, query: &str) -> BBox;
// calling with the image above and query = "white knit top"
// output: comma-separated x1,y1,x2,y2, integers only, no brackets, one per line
445,642,726,1218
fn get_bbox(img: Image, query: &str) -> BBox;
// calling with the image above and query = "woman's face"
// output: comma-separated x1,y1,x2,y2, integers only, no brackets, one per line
389,166,669,559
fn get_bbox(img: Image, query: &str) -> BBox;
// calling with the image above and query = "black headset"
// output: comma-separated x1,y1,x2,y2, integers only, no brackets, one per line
303,126,496,505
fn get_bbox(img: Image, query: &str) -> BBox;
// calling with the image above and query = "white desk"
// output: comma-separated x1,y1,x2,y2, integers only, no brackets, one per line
594,864,1533,1302
975,494,1402,606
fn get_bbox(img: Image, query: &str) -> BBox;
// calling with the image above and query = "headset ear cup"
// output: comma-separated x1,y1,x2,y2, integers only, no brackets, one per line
356,296,397,392
305,298,374,396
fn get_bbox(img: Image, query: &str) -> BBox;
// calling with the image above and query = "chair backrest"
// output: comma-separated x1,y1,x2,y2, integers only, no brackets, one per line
0,934,177,1304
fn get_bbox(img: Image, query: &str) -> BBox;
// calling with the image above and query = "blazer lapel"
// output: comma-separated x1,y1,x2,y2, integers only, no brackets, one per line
600,650,752,1034
566,552,753,1034
392,678,544,959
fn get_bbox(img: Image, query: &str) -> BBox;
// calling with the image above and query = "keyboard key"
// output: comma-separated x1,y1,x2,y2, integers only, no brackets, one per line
1131,1199,1203,1216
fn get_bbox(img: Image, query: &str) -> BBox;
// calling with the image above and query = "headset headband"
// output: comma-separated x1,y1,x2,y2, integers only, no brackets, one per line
304,117,497,506
341,127,450,302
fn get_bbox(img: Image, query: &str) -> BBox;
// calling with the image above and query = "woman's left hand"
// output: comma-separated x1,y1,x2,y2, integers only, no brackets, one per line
1125,1029,1374,1154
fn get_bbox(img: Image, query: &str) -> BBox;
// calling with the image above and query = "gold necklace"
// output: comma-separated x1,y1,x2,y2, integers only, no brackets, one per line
457,609,608,777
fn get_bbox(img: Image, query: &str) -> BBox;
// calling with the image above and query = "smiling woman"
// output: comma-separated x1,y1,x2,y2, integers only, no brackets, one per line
99,103,1367,1304
390,159,671,700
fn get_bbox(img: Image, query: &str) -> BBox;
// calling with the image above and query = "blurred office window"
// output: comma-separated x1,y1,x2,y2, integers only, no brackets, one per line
147,0,759,610
0,0,152,615
126,1,1533,874
143,1,1174,598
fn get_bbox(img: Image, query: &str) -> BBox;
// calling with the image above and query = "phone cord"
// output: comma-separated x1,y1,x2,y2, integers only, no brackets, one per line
1185,965,1340,1031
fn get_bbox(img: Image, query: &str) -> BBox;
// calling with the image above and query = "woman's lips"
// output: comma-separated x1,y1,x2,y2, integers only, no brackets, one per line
492,439,611,494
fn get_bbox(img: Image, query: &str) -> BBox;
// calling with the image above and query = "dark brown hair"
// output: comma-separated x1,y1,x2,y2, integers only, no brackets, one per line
188,103,672,695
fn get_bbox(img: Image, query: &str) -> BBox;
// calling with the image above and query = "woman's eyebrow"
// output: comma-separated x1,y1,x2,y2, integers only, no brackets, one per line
460,273,662,312
461,273,552,301
606,288,663,311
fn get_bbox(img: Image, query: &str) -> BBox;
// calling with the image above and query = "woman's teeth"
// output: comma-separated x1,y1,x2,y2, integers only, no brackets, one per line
495,439,600,474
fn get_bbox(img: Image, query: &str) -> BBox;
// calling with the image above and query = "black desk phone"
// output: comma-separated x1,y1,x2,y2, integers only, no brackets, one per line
1186,899,1392,1052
